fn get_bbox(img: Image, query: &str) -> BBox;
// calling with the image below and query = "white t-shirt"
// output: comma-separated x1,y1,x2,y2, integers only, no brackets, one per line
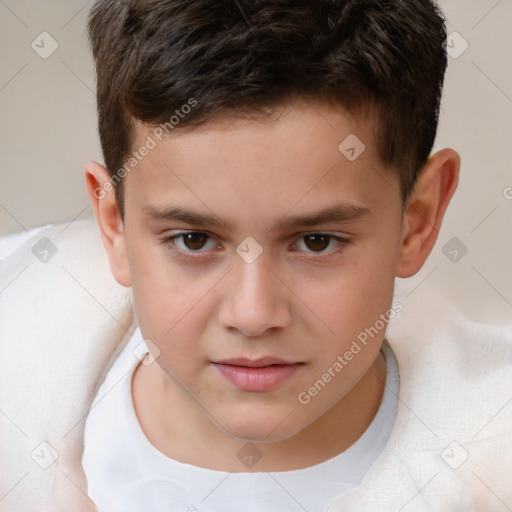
82,328,399,512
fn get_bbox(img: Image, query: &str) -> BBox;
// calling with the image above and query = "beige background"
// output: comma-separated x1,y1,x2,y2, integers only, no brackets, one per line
1,0,511,319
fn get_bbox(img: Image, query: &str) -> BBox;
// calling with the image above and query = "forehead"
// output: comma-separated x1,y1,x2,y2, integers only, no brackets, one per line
124,101,399,225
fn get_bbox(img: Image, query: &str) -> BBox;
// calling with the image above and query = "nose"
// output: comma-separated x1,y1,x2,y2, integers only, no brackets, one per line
218,254,292,338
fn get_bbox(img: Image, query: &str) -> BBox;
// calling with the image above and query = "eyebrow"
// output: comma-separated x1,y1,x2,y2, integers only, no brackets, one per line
143,203,371,232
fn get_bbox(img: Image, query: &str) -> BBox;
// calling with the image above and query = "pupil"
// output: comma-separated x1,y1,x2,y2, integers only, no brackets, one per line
306,234,328,252
185,233,206,250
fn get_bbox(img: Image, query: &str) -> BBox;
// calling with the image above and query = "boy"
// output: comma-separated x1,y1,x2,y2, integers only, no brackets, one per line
80,0,512,511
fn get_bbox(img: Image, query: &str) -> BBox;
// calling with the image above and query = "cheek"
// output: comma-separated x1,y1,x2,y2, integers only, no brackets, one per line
292,245,398,372
299,257,395,331
128,243,217,371
128,243,191,336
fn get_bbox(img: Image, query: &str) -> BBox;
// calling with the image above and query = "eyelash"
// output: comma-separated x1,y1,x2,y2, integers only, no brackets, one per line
161,231,351,261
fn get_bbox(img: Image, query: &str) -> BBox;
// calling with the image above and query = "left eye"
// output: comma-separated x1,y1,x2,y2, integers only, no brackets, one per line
293,233,345,254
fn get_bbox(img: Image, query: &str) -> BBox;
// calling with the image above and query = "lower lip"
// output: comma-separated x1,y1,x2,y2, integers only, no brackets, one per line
212,363,303,391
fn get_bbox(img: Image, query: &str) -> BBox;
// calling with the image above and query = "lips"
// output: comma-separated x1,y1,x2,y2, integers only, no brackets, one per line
214,357,300,368
212,357,304,391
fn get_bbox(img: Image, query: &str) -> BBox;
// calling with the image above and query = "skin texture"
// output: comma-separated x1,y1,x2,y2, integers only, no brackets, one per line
85,99,460,472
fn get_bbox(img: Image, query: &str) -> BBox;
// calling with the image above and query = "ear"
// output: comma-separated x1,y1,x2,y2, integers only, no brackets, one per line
84,161,131,287
396,148,460,278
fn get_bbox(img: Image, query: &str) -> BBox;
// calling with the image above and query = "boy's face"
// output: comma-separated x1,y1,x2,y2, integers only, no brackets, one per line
121,100,404,442
87,99,459,445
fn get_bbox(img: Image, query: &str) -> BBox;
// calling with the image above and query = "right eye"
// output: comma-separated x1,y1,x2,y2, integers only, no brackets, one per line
162,231,220,255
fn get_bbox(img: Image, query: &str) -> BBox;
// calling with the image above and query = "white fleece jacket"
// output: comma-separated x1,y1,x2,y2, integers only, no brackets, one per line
0,216,511,512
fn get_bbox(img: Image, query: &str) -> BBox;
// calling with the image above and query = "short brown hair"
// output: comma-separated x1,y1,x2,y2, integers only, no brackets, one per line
88,0,448,217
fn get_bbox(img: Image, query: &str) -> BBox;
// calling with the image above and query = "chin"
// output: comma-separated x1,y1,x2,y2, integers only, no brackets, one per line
220,411,303,444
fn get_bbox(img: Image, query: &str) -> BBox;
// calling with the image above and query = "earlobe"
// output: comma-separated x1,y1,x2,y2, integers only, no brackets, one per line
84,162,131,287
395,148,460,278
